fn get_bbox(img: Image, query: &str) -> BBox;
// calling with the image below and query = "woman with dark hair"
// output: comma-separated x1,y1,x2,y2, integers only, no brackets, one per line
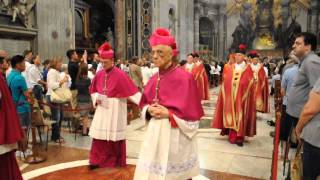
179,59,187,67
75,63,91,135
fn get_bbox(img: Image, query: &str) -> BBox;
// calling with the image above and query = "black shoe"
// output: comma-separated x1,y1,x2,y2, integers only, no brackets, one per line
269,131,275,137
82,132,89,136
88,164,99,170
290,142,298,148
267,120,275,126
236,142,243,147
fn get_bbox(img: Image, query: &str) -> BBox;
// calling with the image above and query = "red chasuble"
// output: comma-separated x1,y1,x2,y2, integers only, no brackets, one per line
212,63,256,139
182,63,209,100
254,65,269,113
0,74,23,145
0,74,24,180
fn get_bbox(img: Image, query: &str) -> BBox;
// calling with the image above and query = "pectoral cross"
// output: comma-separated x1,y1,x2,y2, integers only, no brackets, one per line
153,75,160,104
103,74,108,96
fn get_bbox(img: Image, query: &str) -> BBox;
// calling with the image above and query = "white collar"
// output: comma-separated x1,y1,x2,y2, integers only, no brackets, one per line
235,61,246,70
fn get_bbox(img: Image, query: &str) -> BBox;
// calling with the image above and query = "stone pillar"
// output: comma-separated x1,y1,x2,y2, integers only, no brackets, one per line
178,0,194,59
308,0,319,34
115,0,126,59
218,6,226,60
187,1,195,55
222,14,228,60
194,2,200,51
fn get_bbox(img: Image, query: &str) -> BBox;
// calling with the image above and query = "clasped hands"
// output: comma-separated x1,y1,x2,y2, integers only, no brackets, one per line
147,103,169,119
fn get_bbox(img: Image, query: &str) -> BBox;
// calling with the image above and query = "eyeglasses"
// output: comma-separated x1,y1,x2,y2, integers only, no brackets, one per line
151,50,165,57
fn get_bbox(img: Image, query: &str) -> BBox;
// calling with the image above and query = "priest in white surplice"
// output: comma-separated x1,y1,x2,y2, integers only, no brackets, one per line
134,28,204,180
88,42,141,169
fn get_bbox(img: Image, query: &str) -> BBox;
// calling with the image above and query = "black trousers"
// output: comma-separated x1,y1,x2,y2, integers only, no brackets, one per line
280,108,298,142
303,141,320,180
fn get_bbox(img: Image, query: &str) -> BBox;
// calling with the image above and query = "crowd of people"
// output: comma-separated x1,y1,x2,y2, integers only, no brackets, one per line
0,29,320,180
213,32,320,179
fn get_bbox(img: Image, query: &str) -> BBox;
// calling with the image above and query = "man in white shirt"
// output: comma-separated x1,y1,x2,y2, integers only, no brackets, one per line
22,50,33,89
28,55,46,101
141,63,153,86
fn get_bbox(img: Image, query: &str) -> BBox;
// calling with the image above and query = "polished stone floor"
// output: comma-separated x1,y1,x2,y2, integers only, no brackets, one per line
18,87,293,180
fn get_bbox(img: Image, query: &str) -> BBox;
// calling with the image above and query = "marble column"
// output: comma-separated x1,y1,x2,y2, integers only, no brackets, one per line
222,14,227,60
194,2,200,51
115,0,126,59
186,0,194,56
308,0,320,35
218,6,226,60
178,0,194,59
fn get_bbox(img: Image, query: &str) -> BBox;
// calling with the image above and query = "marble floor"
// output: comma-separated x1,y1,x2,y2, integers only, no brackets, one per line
19,87,293,180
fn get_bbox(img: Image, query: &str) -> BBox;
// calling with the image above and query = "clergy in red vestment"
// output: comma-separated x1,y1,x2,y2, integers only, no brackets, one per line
228,53,236,65
183,54,195,73
0,57,24,180
134,28,204,180
212,45,256,146
182,53,210,100
248,51,269,113
88,43,141,169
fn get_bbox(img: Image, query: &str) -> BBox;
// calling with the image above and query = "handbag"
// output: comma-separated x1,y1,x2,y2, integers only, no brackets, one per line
291,142,303,180
51,87,72,103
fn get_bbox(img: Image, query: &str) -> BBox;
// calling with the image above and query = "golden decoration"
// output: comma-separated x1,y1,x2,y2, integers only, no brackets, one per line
226,0,310,28
273,0,282,28
253,32,276,50
291,0,311,10
290,0,310,19
226,0,244,16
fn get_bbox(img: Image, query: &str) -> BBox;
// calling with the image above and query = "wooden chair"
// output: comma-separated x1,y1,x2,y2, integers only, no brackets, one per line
35,99,57,150
62,105,82,140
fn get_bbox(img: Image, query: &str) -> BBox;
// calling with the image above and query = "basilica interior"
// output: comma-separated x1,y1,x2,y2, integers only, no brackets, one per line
1,0,320,180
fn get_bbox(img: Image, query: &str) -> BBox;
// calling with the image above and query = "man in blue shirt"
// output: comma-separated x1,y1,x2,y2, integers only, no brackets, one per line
7,55,32,153
279,60,299,157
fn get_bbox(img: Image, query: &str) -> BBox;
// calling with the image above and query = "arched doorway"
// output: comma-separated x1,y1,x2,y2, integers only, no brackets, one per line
199,17,214,52
75,0,115,50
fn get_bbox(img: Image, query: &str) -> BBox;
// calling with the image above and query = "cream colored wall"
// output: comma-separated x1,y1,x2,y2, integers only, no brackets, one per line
36,0,75,62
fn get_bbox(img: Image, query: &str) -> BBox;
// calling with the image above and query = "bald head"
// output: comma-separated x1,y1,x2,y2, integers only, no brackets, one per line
0,50,8,58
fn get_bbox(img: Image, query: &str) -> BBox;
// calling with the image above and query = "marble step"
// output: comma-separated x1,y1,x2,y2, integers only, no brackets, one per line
199,117,213,128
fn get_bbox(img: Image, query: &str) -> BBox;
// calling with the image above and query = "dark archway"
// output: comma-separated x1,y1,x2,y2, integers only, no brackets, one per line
199,17,214,51
75,0,115,50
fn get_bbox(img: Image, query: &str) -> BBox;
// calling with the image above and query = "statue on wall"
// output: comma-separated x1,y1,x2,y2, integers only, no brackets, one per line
231,3,255,50
0,0,13,12
231,22,254,51
1,0,10,8
274,23,285,48
11,0,36,28
286,18,302,49
105,27,114,48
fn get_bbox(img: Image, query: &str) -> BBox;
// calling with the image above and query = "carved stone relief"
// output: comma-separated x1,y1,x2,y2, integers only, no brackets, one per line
0,0,37,28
